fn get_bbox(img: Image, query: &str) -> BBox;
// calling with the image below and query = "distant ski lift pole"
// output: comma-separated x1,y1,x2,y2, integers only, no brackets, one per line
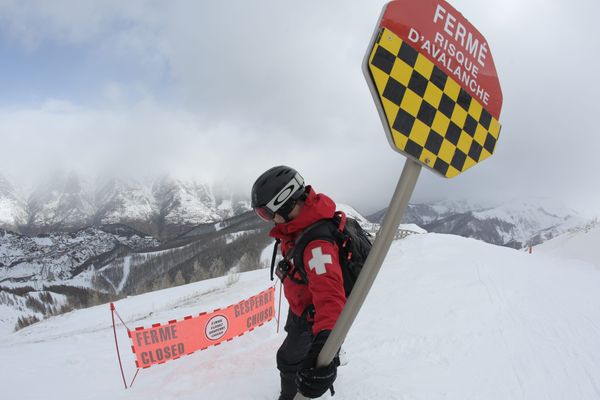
294,1,503,398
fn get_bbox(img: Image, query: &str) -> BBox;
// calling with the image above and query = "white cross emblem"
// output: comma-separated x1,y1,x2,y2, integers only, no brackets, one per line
308,247,332,275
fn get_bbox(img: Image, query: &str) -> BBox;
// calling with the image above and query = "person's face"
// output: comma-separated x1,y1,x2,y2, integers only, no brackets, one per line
273,202,302,225
273,213,286,224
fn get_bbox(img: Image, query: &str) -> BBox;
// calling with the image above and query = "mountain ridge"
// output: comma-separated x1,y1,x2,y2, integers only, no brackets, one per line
0,173,250,240
368,198,585,249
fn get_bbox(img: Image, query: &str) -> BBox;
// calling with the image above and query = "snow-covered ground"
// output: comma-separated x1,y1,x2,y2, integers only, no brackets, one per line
535,220,600,268
336,203,371,224
2,232,600,399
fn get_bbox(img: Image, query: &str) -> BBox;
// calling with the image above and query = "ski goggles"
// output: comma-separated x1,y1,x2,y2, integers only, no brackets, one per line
254,198,297,222
254,205,276,221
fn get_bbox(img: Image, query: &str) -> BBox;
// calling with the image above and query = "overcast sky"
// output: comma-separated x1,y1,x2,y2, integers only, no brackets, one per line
0,0,598,215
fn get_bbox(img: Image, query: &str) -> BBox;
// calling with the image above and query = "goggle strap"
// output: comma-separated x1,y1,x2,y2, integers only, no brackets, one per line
265,173,304,214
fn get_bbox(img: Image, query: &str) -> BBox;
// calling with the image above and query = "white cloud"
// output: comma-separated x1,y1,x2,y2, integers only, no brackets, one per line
0,0,599,215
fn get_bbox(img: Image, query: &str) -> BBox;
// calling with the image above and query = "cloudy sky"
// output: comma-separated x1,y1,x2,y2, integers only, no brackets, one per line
0,0,598,215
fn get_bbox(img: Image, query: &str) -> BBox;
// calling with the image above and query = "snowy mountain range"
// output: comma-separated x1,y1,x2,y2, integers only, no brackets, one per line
368,198,586,249
0,172,250,239
1,171,595,334
3,170,587,250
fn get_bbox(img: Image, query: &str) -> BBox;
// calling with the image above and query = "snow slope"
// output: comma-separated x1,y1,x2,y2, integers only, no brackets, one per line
2,233,600,399
535,219,600,268
336,203,371,224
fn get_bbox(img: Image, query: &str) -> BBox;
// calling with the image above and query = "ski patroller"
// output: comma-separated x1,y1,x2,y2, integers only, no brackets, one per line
294,0,503,398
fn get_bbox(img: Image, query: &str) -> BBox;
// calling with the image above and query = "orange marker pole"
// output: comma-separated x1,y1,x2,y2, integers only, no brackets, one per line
110,303,128,389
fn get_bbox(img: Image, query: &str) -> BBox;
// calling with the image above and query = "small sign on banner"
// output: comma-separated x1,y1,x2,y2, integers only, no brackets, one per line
128,287,275,369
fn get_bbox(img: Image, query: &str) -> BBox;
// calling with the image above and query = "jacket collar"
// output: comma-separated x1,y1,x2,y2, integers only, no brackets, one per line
269,186,336,243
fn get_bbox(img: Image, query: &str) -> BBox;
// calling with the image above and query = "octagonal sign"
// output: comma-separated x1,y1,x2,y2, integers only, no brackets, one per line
363,0,503,178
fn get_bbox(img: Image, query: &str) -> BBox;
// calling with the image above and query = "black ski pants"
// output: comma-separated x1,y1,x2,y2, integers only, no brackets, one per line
276,309,313,400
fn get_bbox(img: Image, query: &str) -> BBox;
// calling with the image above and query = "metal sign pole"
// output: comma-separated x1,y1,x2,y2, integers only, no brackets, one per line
294,159,421,400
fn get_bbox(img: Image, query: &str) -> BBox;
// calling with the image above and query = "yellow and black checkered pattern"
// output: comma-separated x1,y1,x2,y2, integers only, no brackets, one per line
368,28,501,178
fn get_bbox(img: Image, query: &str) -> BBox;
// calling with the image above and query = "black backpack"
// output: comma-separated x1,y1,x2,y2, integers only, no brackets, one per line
271,211,373,296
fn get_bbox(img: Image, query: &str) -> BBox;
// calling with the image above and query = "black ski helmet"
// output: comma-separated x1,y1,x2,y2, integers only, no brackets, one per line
251,166,305,221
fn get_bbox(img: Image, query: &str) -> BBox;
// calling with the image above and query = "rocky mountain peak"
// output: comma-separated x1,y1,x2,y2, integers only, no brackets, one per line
0,172,253,236
0,174,26,229
369,198,586,249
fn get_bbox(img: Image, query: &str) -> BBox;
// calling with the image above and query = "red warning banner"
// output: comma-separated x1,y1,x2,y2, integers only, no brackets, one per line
128,287,275,369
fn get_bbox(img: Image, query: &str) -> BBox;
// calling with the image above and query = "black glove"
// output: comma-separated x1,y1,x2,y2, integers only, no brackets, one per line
296,330,338,398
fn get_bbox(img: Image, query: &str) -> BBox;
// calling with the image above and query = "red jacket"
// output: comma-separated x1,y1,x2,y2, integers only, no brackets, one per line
269,186,346,335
